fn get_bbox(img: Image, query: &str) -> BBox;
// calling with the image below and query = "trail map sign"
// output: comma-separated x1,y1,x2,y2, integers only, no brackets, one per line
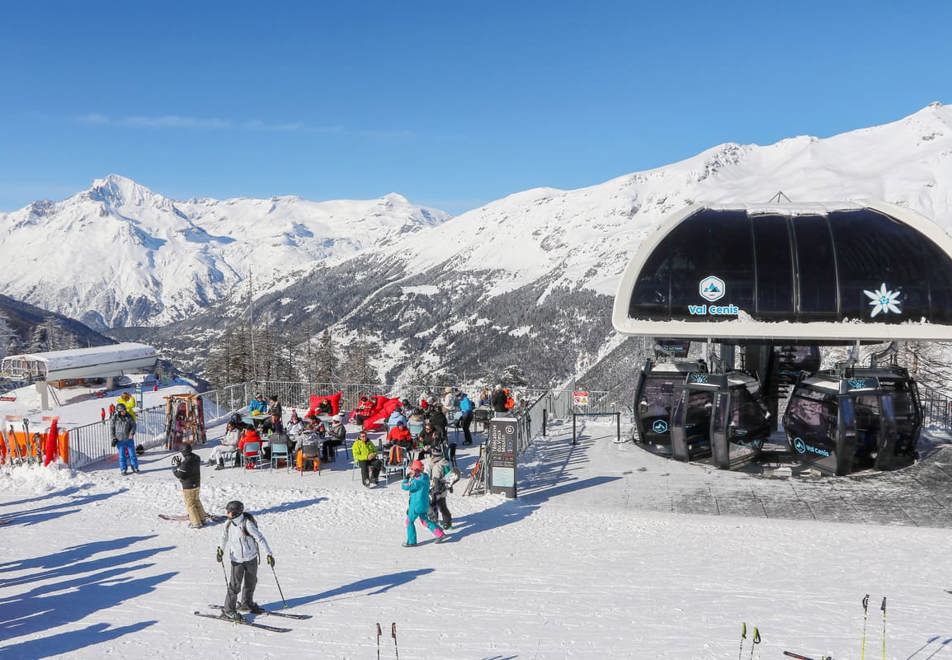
487,417,517,498
573,391,590,406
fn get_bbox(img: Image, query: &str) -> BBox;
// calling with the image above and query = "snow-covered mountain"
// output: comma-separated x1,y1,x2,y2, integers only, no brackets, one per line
10,104,952,391
0,175,448,328
199,103,952,390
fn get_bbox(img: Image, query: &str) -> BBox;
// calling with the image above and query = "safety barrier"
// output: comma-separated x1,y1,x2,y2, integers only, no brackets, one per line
67,405,167,470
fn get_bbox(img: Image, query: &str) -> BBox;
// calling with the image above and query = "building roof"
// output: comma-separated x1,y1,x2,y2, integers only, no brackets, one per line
612,200,952,342
1,342,157,381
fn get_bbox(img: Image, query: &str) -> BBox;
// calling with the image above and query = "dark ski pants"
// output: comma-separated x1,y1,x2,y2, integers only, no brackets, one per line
460,412,473,444
358,459,380,484
224,558,258,612
430,497,451,527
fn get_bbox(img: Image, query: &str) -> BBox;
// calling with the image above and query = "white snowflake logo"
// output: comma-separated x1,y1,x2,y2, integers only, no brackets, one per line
862,283,901,318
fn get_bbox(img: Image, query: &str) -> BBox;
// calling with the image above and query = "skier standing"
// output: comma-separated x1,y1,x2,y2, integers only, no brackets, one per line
401,460,446,547
216,500,275,620
111,404,138,475
426,448,460,529
172,443,209,528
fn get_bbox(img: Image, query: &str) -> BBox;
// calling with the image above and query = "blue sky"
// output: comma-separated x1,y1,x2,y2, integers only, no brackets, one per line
1,1,949,214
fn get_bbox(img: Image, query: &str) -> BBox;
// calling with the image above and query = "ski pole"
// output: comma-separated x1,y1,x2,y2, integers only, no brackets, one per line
880,596,886,660
220,560,229,589
392,622,399,660
270,564,288,608
860,593,870,659
738,622,747,660
376,622,382,660
748,626,760,660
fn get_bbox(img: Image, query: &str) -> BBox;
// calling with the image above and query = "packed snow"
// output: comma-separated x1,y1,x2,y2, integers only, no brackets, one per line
2,417,951,658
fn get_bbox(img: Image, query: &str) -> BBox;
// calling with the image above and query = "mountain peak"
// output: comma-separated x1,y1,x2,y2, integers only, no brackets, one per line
87,174,160,207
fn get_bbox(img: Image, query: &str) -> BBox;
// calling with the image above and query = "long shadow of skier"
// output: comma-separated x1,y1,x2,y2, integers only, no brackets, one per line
0,484,88,508
254,497,327,516
0,489,127,528
2,621,157,659
263,568,434,609
0,536,175,657
449,476,620,543
0,535,156,573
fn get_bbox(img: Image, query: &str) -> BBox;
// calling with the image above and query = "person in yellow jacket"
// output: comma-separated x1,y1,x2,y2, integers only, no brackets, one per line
117,391,137,419
352,431,381,487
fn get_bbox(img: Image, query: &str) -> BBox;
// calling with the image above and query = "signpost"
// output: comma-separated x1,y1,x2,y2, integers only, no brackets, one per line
487,416,517,498
573,391,590,407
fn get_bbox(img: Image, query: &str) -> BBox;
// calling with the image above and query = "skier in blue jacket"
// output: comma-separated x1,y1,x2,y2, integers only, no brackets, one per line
459,393,475,446
401,460,446,547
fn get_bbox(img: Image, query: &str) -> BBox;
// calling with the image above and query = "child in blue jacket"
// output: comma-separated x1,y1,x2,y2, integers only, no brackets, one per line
401,460,447,547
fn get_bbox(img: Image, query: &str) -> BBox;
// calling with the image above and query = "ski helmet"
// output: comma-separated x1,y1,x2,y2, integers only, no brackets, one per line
181,443,192,454
410,460,424,472
225,500,244,516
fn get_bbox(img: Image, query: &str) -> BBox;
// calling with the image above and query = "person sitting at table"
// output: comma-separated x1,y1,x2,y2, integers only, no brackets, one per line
478,387,491,408
297,430,322,473
387,406,408,429
261,412,283,435
322,417,346,462
418,421,443,460
248,393,268,416
305,415,326,437
208,424,242,469
386,421,413,464
286,415,304,449
317,398,333,415
238,427,263,468
267,395,283,421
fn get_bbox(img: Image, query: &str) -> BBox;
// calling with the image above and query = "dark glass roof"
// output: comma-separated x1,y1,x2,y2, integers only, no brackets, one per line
627,208,952,324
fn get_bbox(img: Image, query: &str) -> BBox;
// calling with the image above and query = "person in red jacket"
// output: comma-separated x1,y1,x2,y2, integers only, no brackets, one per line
386,421,413,465
238,428,263,468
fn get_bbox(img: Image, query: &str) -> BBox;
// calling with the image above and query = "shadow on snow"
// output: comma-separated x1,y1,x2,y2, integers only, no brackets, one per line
263,568,435,610
0,535,175,658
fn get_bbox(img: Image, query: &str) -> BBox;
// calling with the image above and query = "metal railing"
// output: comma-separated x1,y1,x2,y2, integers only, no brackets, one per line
67,404,167,470
920,383,952,433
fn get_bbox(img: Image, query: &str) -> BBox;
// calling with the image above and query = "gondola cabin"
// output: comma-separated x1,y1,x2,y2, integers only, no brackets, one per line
669,370,772,467
782,367,921,475
633,360,703,454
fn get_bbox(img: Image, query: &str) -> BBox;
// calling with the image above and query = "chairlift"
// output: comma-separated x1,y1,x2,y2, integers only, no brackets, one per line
782,366,921,475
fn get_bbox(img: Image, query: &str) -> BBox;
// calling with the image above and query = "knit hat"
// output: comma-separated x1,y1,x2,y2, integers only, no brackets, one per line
181,443,192,454
410,460,424,472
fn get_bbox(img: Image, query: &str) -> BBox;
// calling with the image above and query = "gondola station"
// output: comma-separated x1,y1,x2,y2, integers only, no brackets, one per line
612,200,952,476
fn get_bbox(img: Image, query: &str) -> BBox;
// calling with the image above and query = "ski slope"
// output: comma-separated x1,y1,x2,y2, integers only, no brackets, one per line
1,418,951,659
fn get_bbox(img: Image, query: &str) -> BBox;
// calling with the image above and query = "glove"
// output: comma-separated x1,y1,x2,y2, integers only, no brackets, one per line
111,438,118,447
216,547,223,563
266,555,275,567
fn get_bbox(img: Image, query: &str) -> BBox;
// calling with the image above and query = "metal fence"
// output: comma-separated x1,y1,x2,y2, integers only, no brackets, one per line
67,404,167,470
920,383,952,433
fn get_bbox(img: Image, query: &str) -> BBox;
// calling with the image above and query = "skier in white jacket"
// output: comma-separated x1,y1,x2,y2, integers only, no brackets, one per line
216,500,275,620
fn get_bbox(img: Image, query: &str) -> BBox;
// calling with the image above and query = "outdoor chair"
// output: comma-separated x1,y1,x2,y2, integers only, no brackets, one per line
297,437,322,475
270,441,291,471
383,443,409,482
241,441,265,469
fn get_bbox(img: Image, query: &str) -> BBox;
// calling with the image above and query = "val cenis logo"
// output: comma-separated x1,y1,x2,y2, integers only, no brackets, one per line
652,420,669,434
698,275,725,302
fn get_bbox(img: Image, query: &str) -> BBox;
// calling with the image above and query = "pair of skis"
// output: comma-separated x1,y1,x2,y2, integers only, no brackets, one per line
738,623,761,659
194,604,311,633
860,594,887,660
376,622,399,659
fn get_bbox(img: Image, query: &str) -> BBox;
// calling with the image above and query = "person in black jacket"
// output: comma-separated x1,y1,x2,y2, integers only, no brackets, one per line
427,406,449,442
172,443,209,528
322,417,346,462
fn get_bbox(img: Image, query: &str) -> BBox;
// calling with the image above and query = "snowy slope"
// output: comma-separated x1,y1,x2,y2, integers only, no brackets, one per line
0,175,447,328
2,418,952,658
